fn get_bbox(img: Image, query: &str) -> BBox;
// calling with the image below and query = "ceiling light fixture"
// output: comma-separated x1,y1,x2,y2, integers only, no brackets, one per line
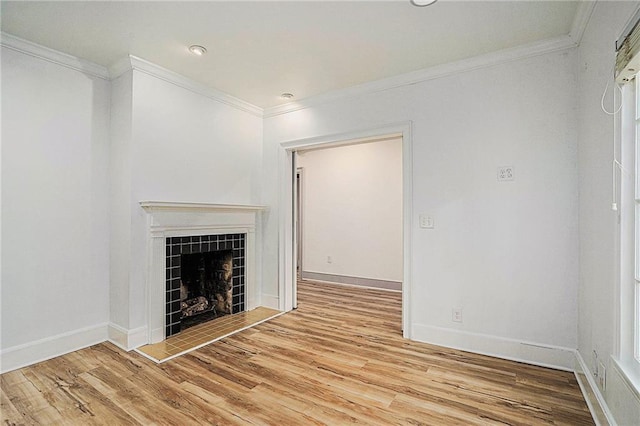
281,93,294,99
189,45,207,56
410,0,438,6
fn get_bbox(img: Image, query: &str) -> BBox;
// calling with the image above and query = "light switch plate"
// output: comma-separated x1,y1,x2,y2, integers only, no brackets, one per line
497,166,514,181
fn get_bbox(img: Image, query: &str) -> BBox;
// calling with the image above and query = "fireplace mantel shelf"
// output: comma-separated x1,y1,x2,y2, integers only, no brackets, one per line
140,201,268,212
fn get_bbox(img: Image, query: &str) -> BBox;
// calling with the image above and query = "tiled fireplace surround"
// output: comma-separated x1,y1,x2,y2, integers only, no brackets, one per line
140,202,265,344
165,233,246,337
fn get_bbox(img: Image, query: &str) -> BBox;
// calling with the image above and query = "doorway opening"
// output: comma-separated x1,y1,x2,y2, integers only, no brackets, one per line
295,137,402,289
281,123,413,337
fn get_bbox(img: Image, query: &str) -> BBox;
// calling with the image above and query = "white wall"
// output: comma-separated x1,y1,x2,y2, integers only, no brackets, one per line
296,138,402,283
109,70,133,331
0,44,264,362
1,47,111,359
109,68,264,335
264,48,579,367
8,13,640,422
577,1,640,424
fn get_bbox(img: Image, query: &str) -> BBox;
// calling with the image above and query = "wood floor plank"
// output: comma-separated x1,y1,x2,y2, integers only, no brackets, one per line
0,385,29,425
1,279,594,425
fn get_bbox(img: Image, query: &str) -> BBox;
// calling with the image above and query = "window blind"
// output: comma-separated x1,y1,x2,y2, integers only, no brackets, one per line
616,8,640,83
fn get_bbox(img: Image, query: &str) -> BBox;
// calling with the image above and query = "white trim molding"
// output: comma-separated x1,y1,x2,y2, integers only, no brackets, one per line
278,122,413,338
140,201,267,344
108,323,148,352
574,351,617,426
301,272,402,291
2,29,582,121
110,56,263,117
412,323,576,371
0,323,108,374
0,32,110,79
0,33,263,117
260,294,280,310
608,358,640,425
263,35,577,118
139,201,267,212
569,1,597,44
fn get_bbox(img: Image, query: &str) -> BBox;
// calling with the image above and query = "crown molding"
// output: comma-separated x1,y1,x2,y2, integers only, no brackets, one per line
263,34,577,118
0,32,110,80
110,55,264,117
1,32,263,117
569,1,597,45
3,27,580,121
108,55,135,80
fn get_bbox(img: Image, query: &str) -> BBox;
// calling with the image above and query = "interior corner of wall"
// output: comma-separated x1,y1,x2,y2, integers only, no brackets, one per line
574,349,617,426
108,322,147,351
260,294,280,310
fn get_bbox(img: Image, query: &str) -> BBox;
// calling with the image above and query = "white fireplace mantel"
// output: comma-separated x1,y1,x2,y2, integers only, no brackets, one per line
140,201,267,344
140,201,267,213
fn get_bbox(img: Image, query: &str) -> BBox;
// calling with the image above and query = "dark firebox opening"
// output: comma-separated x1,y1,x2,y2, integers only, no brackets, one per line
179,250,233,331
165,233,245,338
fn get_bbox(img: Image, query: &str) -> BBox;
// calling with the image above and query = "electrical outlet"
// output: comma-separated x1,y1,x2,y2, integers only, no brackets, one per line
327,256,332,264
598,361,606,390
592,350,599,378
419,214,434,229
497,166,514,181
452,308,462,323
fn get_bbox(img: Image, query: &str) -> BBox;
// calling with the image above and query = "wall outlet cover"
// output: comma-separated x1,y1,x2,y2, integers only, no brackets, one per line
452,308,462,323
497,166,514,181
419,214,434,229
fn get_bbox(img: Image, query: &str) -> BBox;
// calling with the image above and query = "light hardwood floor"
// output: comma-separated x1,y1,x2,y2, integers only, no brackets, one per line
2,279,593,425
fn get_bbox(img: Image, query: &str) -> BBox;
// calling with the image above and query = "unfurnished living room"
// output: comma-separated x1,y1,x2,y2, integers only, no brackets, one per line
2,0,640,424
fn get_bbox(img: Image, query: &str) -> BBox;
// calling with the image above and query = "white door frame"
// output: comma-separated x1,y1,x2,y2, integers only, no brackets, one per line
295,167,304,280
278,121,413,338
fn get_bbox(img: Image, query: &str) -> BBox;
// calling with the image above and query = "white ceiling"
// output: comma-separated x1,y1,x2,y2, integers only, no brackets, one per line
1,1,580,108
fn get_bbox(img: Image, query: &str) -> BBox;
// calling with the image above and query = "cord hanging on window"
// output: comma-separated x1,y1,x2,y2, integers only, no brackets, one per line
601,73,623,115
611,160,630,211
607,63,624,211
612,159,618,211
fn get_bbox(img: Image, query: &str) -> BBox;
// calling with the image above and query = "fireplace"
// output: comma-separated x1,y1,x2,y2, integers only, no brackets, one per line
139,201,266,346
165,234,245,337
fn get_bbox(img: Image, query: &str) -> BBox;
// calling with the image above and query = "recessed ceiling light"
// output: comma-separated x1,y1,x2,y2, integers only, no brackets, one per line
189,45,207,56
411,0,438,6
281,93,294,99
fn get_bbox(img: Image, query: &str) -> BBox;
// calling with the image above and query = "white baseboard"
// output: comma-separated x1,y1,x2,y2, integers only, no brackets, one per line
261,294,279,310
247,297,258,311
301,271,402,291
412,324,575,371
574,351,616,426
0,323,108,373
107,323,148,351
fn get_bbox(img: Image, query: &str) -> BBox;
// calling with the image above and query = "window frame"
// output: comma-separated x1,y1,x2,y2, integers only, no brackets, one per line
615,75,640,391
635,79,640,364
